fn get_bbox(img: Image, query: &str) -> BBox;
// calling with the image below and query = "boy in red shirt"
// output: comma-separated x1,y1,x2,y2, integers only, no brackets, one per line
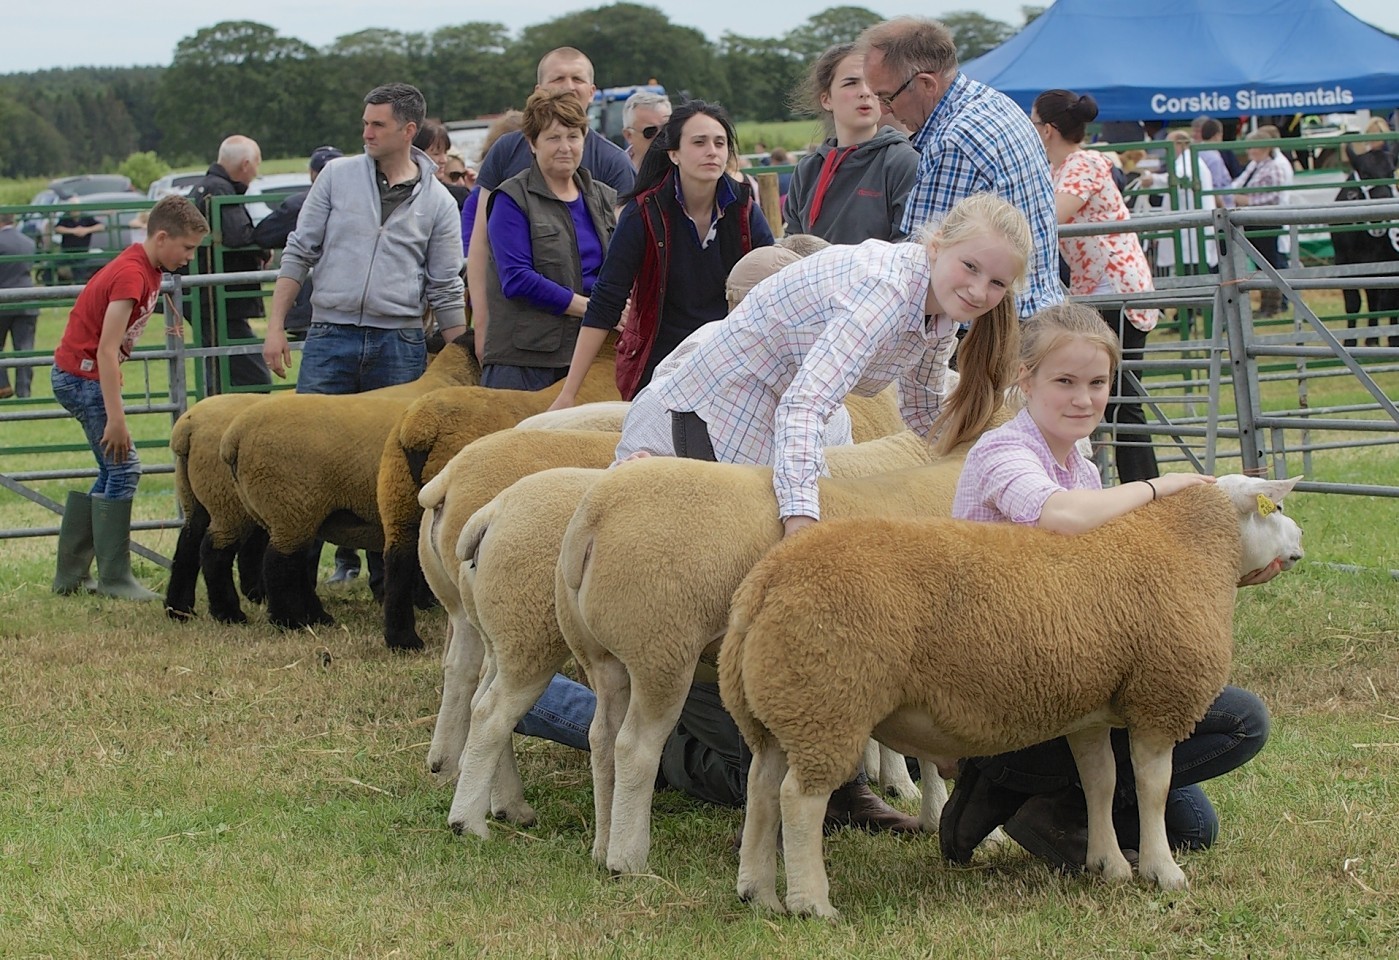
51,195,208,600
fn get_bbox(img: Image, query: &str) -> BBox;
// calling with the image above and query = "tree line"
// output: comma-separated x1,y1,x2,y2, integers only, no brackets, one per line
0,4,1036,180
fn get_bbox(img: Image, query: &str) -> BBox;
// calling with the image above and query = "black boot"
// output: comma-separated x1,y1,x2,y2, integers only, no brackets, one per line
824,778,921,834
938,759,1032,863
1003,786,1091,872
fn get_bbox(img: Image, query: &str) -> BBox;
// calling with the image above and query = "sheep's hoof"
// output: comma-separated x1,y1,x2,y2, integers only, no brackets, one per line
787,897,839,921
1141,859,1188,891
386,631,426,652
738,885,786,914
1090,851,1134,884
492,803,537,828
243,585,266,604
210,608,249,625
165,605,195,622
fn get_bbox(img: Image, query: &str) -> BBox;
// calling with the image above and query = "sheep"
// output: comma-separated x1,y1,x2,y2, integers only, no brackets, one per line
443,466,607,838
553,431,1000,875
165,393,269,623
418,429,622,783
218,340,480,631
378,334,622,650
429,396,928,835
515,401,632,432
719,475,1304,918
842,385,906,444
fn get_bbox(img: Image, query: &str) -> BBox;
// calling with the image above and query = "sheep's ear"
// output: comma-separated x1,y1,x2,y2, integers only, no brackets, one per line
1255,475,1303,508
1218,474,1302,515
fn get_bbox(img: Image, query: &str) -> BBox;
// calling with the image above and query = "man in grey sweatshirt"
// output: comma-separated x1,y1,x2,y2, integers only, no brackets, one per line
261,81,465,584
262,82,465,393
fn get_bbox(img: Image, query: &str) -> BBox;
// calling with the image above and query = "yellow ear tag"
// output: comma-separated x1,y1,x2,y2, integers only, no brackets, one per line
1256,494,1277,517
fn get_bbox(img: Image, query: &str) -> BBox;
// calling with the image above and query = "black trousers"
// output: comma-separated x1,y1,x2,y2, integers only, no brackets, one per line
1098,307,1160,484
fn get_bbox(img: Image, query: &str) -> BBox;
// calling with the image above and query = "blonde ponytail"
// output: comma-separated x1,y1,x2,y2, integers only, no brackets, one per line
931,298,1021,455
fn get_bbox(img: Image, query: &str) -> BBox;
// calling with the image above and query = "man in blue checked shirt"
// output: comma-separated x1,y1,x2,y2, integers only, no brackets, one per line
858,16,1063,318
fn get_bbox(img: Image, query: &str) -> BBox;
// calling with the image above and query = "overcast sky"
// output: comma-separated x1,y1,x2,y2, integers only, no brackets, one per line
7,0,1399,73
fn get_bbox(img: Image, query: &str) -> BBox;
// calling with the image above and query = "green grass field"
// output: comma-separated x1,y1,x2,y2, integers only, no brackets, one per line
2,282,1397,955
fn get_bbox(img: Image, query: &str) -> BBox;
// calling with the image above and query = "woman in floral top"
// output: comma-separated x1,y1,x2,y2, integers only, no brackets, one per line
1032,88,1160,483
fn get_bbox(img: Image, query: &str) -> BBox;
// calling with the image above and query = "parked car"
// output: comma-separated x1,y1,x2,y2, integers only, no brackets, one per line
147,170,207,200
242,172,313,227
39,174,139,201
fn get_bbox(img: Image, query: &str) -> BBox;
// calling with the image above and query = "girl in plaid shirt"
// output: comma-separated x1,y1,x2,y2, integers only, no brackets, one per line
655,191,1033,538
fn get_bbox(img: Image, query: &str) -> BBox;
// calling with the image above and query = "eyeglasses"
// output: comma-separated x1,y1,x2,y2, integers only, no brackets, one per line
877,73,922,108
447,170,471,183
627,124,661,140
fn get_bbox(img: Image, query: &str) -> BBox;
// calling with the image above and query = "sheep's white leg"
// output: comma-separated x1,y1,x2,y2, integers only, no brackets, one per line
446,669,552,837
862,739,880,783
1130,731,1188,891
488,742,531,825
1066,728,1133,883
877,744,922,802
606,676,689,876
780,773,838,920
427,617,485,781
584,652,629,868
915,758,950,831
465,644,534,826
736,744,787,914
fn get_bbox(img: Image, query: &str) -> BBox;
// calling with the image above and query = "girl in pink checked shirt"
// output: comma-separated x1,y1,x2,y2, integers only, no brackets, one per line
941,301,1279,875
653,191,1036,540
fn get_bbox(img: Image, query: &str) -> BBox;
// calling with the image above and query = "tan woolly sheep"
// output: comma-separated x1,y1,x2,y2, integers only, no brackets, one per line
418,429,622,782
378,336,622,650
165,393,269,623
218,341,480,630
554,437,988,875
720,476,1304,918
444,466,607,837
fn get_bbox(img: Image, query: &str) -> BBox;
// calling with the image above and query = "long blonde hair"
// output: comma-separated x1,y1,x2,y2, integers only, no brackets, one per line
924,192,1033,455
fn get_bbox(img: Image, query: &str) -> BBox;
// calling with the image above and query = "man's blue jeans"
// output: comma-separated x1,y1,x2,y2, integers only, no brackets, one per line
51,366,141,501
294,323,426,395
514,674,595,751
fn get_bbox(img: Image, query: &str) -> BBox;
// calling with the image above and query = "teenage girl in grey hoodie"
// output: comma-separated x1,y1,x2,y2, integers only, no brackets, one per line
783,43,921,245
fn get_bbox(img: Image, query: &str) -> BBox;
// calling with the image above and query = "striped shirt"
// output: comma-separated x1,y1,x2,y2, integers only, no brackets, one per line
654,239,956,521
902,72,1062,318
951,407,1101,525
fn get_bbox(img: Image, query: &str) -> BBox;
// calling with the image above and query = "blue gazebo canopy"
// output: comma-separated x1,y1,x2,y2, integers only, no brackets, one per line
962,0,1399,120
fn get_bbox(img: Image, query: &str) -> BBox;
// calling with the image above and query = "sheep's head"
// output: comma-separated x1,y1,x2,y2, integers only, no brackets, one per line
1216,475,1304,575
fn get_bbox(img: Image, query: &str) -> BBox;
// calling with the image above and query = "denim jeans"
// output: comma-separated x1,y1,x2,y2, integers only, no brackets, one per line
294,323,426,395
51,366,141,501
514,674,594,751
480,364,568,391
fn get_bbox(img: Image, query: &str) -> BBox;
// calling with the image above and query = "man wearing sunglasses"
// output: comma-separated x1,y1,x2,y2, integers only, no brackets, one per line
858,16,1061,319
621,91,673,170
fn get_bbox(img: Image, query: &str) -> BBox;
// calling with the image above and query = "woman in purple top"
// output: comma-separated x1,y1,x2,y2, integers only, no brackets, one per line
481,90,617,391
